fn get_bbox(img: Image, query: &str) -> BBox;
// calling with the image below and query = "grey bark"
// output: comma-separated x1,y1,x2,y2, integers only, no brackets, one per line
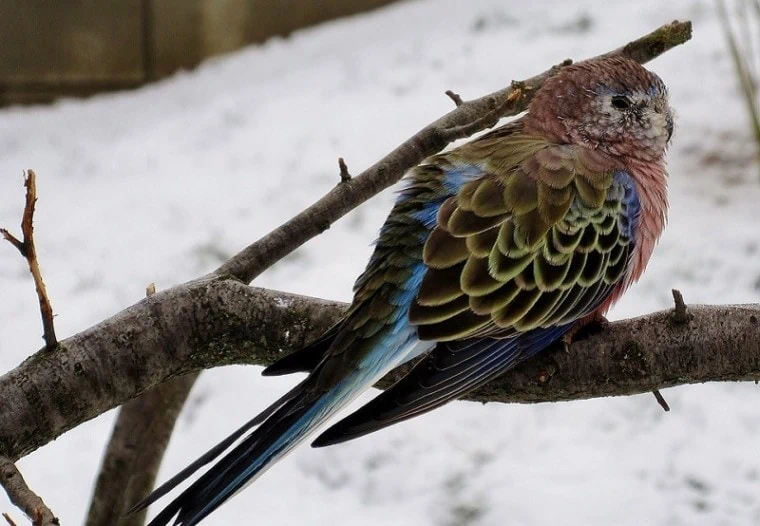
2,275,759,464
0,458,58,525
84,374,196,526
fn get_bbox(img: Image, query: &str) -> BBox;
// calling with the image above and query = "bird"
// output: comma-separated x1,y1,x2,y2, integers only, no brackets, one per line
131,55,673,525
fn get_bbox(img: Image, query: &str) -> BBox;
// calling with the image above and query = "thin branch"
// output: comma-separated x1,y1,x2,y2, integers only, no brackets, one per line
0,231,24,254
444,90,463,107
85,285,199,526
654,289,683,412
3,513,18,526
1,170,57,349
671,288,689,324
337,157,351,183
652,390,671,412
0,458,58,526
717,0,760,163
213,20,692,284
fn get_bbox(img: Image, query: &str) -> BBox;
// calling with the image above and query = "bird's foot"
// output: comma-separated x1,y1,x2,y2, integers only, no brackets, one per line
562,312,609,353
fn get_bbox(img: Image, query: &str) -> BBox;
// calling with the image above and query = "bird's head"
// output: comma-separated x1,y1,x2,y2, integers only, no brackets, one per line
527,56,673,162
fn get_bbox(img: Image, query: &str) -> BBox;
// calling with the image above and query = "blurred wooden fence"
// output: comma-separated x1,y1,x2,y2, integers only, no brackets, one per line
0,0,400,105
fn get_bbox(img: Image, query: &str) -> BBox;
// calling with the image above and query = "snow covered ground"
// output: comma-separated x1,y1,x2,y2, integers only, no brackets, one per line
2,0,759,524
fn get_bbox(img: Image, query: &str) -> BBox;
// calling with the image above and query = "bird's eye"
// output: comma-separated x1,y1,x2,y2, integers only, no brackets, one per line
611,96,631,110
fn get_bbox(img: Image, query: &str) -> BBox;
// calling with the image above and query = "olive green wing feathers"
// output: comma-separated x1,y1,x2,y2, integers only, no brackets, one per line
410,143,634,341
311,137,640,447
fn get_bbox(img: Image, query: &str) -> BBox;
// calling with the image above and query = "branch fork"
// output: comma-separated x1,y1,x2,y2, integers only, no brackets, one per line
1,170,57,350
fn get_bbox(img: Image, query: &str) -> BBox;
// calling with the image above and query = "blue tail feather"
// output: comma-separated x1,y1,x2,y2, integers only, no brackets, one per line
143,382,349,526
136,325,423,526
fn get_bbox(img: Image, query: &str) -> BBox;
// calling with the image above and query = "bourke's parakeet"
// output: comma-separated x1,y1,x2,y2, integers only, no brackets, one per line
133,56,673,526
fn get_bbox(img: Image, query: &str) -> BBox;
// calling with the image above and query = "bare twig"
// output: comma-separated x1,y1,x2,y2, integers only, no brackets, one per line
3,513,18,526
444,90,463,106
1,170,57,349
213,20,692,285
652,389,671,412
717,0,760,174
338,157,351,183
671,289,689,324
1,232,23,254
0,458,58,526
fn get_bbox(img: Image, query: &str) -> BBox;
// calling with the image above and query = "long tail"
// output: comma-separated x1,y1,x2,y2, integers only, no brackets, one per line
127,379,307,520
129,303,429,525
134,377,358,526
261,322,341,376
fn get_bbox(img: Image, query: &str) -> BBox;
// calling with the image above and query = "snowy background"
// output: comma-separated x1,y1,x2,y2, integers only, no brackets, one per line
2,0,760,524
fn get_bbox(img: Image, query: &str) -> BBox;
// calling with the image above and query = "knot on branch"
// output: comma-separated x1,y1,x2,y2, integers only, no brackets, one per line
338,157,351,183
670,289,691,325
445,90,464,107
611,341,651,379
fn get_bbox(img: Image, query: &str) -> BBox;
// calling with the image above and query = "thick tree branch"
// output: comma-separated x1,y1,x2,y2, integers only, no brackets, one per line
1,275,758,462
214,20,692,284
0,458,58,526
1,170,57,350
85,283,199,526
